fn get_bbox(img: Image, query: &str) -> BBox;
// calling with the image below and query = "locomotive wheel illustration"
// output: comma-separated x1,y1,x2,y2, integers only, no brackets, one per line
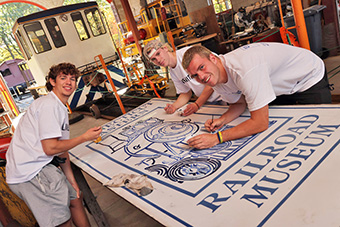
167,157,221,182
145,121,199,142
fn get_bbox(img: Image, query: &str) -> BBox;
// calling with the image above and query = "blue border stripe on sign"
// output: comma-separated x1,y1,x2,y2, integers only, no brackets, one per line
69,153,193,226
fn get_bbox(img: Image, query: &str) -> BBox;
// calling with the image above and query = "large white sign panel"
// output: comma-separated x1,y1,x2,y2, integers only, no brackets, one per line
70,98,340,226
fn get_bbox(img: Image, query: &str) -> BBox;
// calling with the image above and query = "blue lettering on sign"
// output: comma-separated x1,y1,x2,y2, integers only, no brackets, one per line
241,184,278,208
197,193,230,212
197,114,340,212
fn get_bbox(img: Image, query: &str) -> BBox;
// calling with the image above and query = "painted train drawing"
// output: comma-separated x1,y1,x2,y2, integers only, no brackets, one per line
88,116,277,183
12,2,125,109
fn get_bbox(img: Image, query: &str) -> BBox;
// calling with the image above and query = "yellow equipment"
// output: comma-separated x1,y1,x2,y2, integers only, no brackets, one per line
0,166,37,226
118,0,191,58
124,63,168,97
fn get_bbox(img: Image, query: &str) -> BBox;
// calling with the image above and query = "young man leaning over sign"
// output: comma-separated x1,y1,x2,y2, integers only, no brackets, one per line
181,43,332,149
6,63,102,227
143,39,224,116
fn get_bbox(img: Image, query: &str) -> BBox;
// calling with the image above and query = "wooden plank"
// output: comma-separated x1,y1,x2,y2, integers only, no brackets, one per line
0,197,13,227
0,167,37,226
72,163,110,227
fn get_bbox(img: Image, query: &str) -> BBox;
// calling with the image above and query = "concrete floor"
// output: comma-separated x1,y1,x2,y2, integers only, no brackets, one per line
68,54,340,227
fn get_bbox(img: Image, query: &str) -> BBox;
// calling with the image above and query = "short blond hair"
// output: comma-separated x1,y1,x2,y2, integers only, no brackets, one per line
182,45,212,69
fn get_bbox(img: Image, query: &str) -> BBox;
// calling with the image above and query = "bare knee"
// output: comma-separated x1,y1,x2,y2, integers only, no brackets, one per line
70,196,90,227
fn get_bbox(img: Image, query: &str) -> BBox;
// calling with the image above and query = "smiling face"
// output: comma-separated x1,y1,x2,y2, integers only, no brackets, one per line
186,54,222,87
50,73,77,104
148,47,171,67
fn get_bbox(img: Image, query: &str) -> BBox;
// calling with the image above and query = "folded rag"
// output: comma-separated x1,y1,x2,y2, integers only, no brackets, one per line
104,173,153,196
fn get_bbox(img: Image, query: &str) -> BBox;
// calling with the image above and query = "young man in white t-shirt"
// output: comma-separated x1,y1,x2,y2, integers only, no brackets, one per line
143,40,223,116
6,63,102,227
181,43,332,149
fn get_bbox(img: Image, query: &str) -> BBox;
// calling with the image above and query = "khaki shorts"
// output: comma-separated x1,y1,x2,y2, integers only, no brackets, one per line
9,164,77,227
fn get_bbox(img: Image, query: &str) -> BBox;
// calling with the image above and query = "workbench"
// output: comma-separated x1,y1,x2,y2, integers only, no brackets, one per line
176,33,218,49
220,27,281,51
69,98,340,226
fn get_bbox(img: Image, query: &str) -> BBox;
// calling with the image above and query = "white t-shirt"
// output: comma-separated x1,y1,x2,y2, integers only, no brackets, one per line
171,47,222,103
214,42,324,111
6,91,69,184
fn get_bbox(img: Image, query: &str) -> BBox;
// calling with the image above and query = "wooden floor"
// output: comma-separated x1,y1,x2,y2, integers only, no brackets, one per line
69,54,340,227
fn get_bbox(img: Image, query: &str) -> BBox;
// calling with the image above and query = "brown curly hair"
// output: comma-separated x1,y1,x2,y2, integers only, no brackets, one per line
45,63,80,91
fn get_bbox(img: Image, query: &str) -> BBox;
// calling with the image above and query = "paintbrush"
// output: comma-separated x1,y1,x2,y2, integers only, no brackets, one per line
211,115,214,133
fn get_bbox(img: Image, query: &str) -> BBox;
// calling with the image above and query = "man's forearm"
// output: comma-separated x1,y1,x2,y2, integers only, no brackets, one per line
42,126,101,156
195,86,214,107
220,102,246,125
172,91,192,109
59,152,76,183
42,136,86,156
220,105,269,142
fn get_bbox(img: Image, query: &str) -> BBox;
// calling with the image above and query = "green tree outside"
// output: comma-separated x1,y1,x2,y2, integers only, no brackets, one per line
0,3,41,61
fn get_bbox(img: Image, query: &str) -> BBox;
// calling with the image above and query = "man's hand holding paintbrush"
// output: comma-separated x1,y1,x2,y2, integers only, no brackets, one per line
204,115,223,132
187,114,225,149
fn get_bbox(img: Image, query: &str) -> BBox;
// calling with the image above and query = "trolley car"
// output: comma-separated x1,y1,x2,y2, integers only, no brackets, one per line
12,2,125,110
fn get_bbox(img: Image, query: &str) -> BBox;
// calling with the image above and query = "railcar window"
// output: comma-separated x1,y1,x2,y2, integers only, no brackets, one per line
71,12,90,41
44,18,66,48
1,69,12,77
16,30,32,60
24,22,52,54
85,8,106,36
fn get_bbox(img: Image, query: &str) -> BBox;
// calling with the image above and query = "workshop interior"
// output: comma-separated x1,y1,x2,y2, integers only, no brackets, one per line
0,0,340,226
